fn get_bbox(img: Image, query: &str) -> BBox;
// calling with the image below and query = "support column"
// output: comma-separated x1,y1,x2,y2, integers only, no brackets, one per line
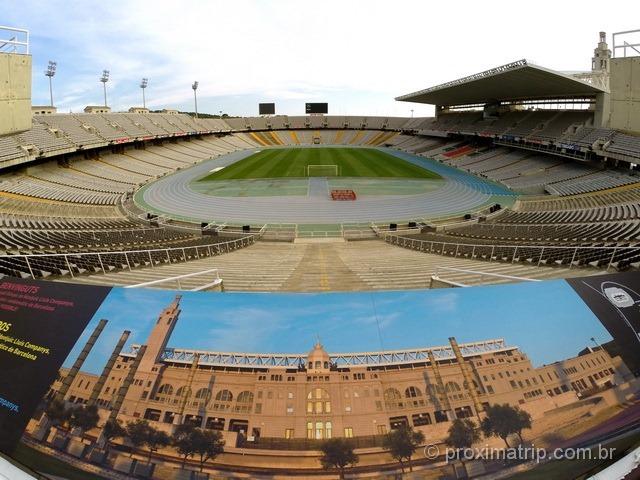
449,337,484,423
34,319,108,441
95,345,147,449
87,330,130,407
55,319,108,403
427,350,453,419
173,354,200,430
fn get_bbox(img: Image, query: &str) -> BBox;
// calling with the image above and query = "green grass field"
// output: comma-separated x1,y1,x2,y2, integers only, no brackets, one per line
11,443,109,480
199,147,440,181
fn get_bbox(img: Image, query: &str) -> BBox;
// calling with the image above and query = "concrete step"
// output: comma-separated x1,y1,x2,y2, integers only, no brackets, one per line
59,239,603,292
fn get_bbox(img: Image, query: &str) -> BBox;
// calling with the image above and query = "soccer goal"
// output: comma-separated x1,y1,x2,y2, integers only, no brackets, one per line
307,164,340,177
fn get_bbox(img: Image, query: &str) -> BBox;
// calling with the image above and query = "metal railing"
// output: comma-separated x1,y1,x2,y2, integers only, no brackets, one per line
0,26,29,54
124,268,222,291
296,229,344,238
0,235,256,280
380,232,640,272
241,434,386,451
613,29,640,58
431,266,540,288
0,225,165,237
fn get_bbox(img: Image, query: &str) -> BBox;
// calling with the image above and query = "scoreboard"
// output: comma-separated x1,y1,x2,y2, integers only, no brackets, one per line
259,103,275,115
305,103,328,114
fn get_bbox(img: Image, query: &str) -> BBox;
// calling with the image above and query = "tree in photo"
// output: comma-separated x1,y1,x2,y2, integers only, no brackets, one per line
191,428,225,472
319,438,359,480
445,418,481,467
481,403,531,447
172,423,197,468
145,426,171,464
102,419,125,455
125,419,152,458
514,408,532,444
45,398,71,428
383,425,425,473
68,404,100,440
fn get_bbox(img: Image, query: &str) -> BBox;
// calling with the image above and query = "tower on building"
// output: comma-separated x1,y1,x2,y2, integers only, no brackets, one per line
138,295,182,372
307,341,331,373
592,31,612,74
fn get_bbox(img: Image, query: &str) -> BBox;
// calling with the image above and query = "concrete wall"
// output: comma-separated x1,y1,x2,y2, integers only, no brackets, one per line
609,57,640,134
0,52,31,135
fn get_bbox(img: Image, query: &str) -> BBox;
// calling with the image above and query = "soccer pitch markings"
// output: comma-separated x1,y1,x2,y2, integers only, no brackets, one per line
197,147,442,181
135,148,516,224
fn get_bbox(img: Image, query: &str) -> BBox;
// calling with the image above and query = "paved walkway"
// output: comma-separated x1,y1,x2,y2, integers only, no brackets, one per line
61,240,596,292
307,178,329,199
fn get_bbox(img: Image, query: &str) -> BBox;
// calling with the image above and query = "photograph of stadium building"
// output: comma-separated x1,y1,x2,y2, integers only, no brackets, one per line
17,282,640,478
1,0,640,478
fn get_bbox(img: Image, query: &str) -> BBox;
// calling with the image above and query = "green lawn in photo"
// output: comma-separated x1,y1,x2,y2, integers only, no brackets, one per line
11,442,110,480
198,147,441,181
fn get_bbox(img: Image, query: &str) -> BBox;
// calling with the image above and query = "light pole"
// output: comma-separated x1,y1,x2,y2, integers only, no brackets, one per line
410,109,414,118
140,78,148,108
100,70,110,107
192,81,199,118
219,110,222,119
44,61,56,107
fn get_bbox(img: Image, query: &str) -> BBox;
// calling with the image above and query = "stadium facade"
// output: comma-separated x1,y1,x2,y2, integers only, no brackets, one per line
43,296,629,448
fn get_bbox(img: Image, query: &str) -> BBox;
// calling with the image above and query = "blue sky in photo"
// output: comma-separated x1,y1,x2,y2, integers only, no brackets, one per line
4,1,636,116
64,280,612,374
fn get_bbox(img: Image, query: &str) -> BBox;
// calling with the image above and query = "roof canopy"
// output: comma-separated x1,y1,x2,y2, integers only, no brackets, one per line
396,59,606,107
122,338,514,368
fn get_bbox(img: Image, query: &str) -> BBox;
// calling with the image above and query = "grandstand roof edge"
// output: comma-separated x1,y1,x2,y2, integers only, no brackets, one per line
395,59,606,106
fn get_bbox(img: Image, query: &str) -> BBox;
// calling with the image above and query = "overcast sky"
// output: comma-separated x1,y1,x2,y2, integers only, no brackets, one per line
5,0,639,116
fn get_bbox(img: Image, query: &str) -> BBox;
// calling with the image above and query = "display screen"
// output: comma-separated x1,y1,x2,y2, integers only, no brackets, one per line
305,103,328,114
258,103,275,115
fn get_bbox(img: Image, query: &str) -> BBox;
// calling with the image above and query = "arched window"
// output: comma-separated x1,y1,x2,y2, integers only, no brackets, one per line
384,388,403,410
235,391,254,413
157,384,173,395
237,391,254,404
212,389,233,411
384,388,402,400
155,384,173,403
215,389,233,402
195,388,211,399
445,381,464,400
405,386,425,407
405,386,422,398
445,381,461,393
194,388,211,406
175,386,191,398
306,388,331,414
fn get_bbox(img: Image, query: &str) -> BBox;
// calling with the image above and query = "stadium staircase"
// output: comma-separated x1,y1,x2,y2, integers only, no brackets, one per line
61,239,592,292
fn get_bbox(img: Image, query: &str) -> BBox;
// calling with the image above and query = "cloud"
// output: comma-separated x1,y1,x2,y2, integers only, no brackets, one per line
423,291,459,314
199,307,288,351
8,0,631,115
